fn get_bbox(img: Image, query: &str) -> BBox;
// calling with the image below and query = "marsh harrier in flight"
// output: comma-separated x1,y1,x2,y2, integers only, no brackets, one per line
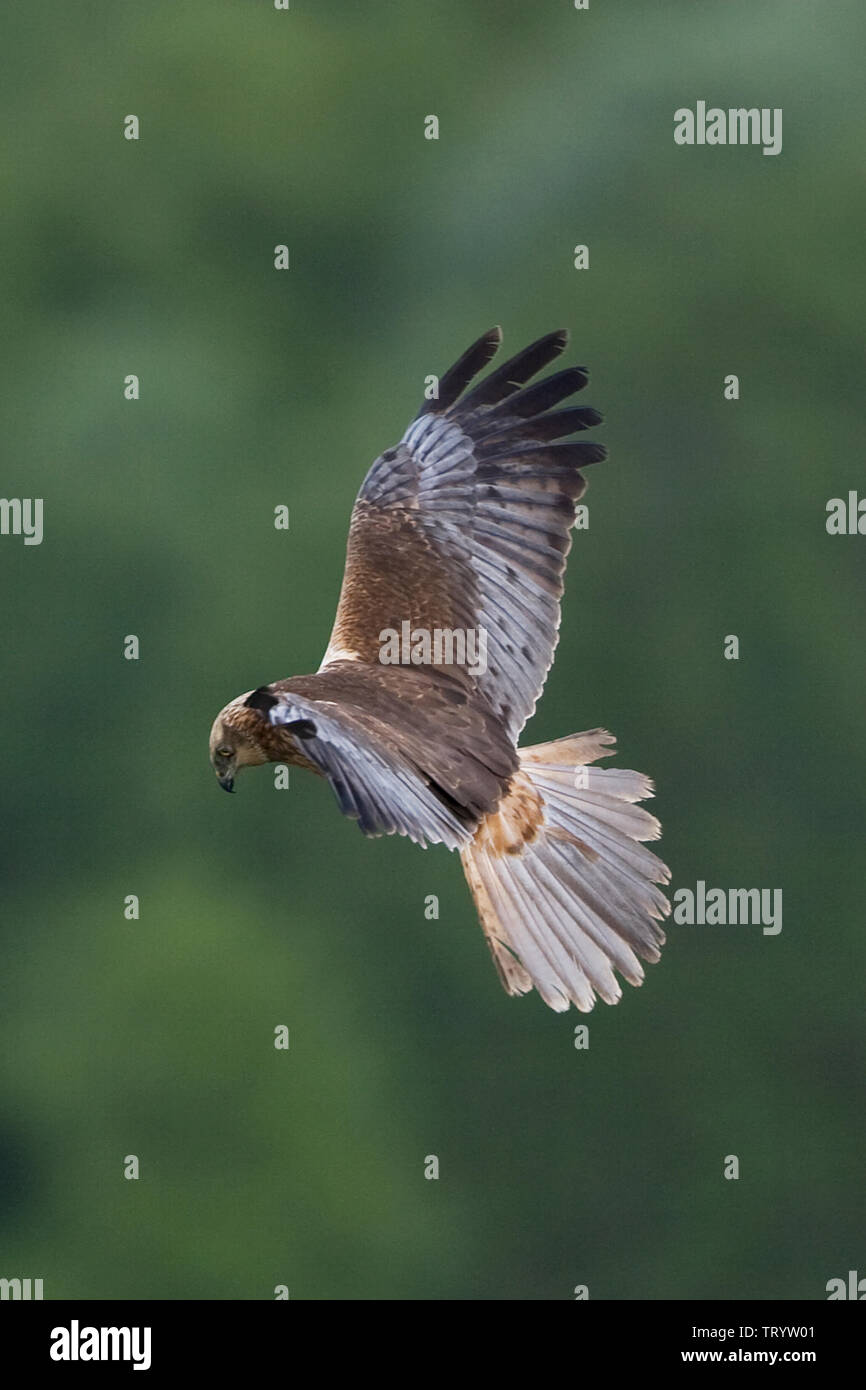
210,328,670,1011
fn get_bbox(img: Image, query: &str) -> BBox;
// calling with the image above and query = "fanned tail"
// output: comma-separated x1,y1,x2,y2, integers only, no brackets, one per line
460,730,670,1012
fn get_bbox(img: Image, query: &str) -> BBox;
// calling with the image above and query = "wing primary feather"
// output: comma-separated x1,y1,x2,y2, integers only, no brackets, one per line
498,366,590,418
478,406,603,446
419,326,502,416
455,329,570,411
478,441,607,471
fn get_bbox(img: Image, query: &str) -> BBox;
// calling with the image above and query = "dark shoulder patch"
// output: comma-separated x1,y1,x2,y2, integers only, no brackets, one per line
286,718,317,739
244,686,278,716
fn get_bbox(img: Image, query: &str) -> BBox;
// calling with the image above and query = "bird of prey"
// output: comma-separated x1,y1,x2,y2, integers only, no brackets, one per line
209,328,670,1012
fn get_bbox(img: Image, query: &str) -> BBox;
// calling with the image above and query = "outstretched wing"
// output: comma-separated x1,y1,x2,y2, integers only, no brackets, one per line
321,327,605,742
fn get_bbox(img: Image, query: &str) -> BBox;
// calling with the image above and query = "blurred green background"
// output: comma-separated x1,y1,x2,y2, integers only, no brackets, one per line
1,0,864,1300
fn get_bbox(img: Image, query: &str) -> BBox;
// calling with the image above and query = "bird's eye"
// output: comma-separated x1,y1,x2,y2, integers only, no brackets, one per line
216,747,232,759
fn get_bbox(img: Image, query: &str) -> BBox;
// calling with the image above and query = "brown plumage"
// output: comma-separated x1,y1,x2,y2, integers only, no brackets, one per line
209,328,670,1012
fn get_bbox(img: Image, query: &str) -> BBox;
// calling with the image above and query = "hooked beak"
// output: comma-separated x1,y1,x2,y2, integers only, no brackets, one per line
218,772,235,794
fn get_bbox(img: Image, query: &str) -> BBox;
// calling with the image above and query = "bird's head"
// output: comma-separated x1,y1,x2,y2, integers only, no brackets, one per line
209,705,268,793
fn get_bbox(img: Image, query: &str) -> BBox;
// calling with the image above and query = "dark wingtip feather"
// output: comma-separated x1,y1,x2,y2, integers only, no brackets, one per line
456,329,572,411
505,366,590,418
479,405,604,450
420,326,503,416
557,441,607,467
505,441,608,469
